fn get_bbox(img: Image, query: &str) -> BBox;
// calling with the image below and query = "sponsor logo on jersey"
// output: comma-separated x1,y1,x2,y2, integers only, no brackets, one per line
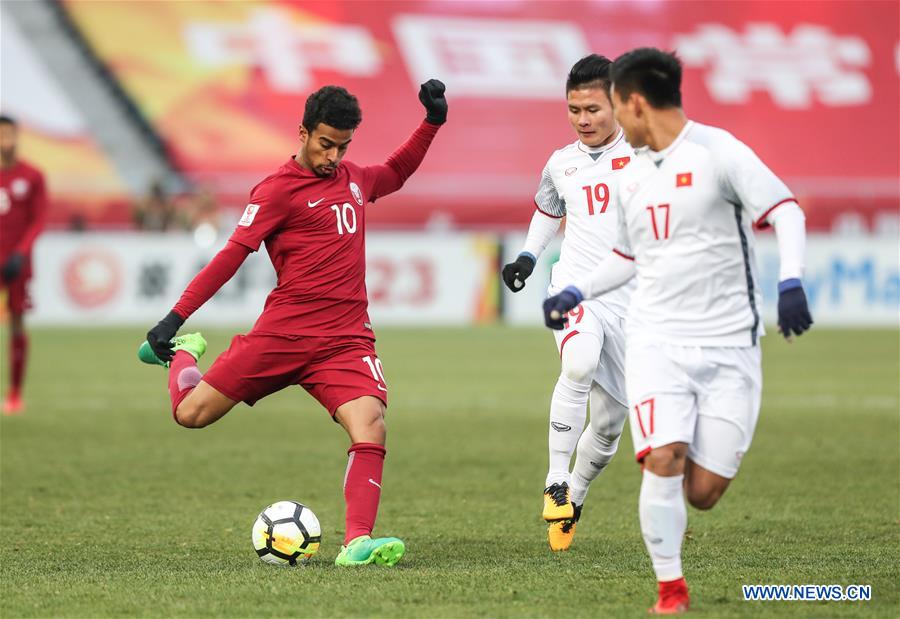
349,181,363,206
11,178,29,197
307,198,325,208
238,203,260,226
676,172,693,187
611,156,631,170
564,166,577,176
550,422,572,432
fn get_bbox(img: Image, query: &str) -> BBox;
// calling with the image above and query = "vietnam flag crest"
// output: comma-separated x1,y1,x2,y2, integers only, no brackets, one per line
676,172,692,187
611,156,630,170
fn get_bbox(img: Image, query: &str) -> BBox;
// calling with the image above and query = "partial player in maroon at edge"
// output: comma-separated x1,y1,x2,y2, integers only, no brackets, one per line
0,115,47,416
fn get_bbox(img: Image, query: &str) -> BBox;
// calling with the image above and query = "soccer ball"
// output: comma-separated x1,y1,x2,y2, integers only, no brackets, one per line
251,500,321,565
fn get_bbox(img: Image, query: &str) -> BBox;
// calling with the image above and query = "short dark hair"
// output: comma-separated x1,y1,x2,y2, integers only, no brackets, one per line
302,86,362,132
566,54,612,94
610,48,682,108
0,115,17,127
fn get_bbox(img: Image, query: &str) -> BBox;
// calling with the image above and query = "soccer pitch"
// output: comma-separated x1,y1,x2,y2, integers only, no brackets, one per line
1,326,897,618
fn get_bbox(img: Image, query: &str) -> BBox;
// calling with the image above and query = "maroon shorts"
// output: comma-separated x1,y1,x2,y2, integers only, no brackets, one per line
2,276,32,315
202,332,388,415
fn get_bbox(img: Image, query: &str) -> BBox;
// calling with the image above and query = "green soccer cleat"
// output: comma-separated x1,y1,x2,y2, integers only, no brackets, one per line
334,535,406,567
137,333,207,368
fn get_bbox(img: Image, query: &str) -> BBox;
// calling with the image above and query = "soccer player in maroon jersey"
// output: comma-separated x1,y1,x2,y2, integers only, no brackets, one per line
0,115,47,416
138,81,448,566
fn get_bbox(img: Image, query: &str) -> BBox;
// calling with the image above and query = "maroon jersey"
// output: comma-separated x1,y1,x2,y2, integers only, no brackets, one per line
171,120,440,334
229,157,401,339
0,160,47,263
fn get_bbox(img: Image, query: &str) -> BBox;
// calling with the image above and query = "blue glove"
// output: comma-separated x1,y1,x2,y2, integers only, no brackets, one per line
777,278,813,339
543,286,583,330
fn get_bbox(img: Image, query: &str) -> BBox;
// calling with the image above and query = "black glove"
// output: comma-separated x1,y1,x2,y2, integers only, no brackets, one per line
418,79,447,125
146,311,185,362
777,279,813,339
542,286,583,330
1,252,25,283
501,253,536,292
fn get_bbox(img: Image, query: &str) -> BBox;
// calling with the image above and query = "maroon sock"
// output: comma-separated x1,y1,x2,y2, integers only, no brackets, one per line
10,333,27,397
343,442,386,544
168,350,202,421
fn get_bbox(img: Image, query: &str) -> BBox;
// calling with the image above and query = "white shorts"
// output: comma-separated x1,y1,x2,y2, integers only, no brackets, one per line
550,294,628,406
626,339,762,479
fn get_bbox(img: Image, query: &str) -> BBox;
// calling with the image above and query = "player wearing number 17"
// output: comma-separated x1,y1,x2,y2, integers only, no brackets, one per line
544,49,812,614
137,80,448,566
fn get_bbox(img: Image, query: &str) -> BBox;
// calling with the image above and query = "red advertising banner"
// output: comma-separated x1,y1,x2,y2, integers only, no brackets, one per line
58,1,900,230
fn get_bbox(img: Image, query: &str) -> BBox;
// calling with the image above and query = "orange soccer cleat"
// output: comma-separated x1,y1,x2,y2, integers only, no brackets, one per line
649,577,690,614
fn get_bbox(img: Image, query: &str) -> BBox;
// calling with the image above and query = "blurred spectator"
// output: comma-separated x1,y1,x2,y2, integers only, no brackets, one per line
187,186,220,230
185,186,221,247
133,180,182,231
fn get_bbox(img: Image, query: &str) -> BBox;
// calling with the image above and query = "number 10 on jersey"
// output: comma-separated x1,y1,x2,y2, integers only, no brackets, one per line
331,203,358,235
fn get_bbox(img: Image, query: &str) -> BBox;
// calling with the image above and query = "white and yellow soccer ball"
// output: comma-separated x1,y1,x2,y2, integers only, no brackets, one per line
251,500,321,565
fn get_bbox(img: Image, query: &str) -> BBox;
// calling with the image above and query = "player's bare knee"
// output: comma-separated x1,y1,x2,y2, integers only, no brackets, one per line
643,445,687,477
174,402,208,429
687,485,724,510
362,407,386,441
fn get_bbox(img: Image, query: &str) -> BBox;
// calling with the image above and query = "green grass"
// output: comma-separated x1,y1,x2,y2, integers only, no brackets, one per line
1,326,898,618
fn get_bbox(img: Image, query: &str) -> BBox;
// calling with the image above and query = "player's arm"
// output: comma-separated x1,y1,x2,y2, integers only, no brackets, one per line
767,200,812,339
146,241,252,361
542,198,635,329
1,170,47,283
501,211,561,291
145,183,286,361
542,253,635,329
363,80,447,200
501,163,564,292
724,137,812,339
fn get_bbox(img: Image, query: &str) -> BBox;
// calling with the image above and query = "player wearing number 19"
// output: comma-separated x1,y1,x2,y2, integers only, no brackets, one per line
501,55,634,551
137,81,448,566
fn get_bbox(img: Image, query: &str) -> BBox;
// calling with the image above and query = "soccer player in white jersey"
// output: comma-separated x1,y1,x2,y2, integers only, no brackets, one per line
501,55,635,551
543,48,812,613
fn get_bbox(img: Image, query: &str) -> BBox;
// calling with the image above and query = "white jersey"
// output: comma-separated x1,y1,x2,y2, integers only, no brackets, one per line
536,130,635,316
613,120,796,347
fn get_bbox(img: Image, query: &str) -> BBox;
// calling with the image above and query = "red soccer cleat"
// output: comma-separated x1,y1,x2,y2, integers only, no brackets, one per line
2,392,24,416
649,577,690,614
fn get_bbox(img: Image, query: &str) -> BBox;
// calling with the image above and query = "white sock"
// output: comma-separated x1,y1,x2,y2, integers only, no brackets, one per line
570,384,626,505
571,432,619,505
545,374,590,487
639,470,686,582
